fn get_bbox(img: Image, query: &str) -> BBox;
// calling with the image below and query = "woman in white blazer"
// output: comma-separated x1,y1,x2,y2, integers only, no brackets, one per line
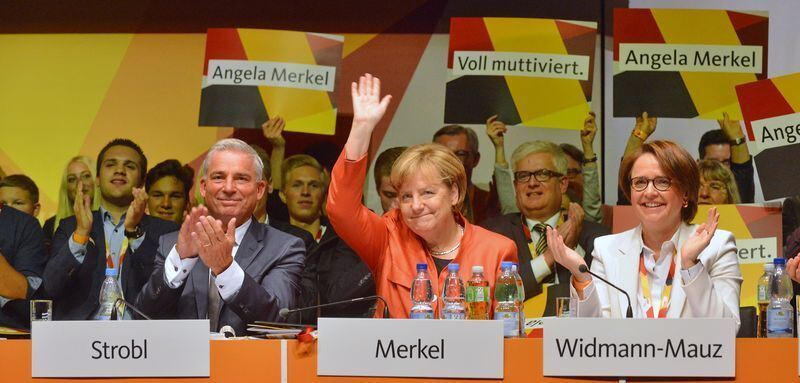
547,140,742,330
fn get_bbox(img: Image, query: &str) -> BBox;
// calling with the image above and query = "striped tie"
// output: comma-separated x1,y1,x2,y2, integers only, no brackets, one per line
532,223,550,257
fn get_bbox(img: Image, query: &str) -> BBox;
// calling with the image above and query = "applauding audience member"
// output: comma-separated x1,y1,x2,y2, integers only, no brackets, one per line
44,139,178,320
0,205,46,329
43,156,100,252
0,174,41,218
697,159,740,205
145,159,194,224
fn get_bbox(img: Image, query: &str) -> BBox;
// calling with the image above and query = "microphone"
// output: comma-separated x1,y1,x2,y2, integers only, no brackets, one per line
110,298,153,320
279,295,390,320
578,264,633,318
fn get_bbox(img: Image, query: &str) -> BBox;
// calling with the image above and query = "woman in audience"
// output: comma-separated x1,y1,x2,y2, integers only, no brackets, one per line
697,159,740,205
43,156,99,251
326,74,517,319
546,140,742,328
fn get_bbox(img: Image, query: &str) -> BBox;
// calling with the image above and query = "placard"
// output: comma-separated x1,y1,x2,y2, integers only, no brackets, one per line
318,318,503,379
31,320,209,377
613,9,768,119
543,318,736,377
735,72,800,199
199,28,343,135
446,17,596,130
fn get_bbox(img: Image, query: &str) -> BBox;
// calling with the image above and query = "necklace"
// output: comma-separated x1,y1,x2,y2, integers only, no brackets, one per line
428,225,464,256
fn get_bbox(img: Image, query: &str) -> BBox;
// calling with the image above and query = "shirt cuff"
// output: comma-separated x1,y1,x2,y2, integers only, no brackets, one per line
163,246,199,288
68,236,88,263
680,261,705,285
214,261,245,302
530,256,552,283
0,296,8,308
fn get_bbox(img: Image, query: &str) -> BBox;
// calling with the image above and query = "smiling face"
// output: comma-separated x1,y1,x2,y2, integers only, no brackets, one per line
281,165,325,225
66,160,94,204
200,150,265,226
398,168,459,238
98,145,143,206
513,152,567,222
630,153,684,233
698,176,730,205
147,175,188,224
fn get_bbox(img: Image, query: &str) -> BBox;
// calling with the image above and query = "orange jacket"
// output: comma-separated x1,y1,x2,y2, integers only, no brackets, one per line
327,152,519,319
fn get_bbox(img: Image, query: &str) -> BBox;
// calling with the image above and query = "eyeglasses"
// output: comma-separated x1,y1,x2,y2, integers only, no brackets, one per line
514,169,563,183
631,176,672,192
566,168,582,179
700,181,727,192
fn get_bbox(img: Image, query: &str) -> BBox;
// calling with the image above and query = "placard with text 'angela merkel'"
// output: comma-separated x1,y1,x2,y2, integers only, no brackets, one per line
613,9,768,120
446,17,597,130
735,72,800,200
199,28,343,135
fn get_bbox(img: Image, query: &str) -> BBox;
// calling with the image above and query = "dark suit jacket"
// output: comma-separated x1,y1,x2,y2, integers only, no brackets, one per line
135,220,305,335
43,212,178,320
0,207,47,329
481,212,609,316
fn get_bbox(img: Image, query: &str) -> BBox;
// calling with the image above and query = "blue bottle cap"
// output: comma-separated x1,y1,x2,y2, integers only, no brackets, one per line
774,258,787,265
448,263,459,272
105,268,118,277
416,263,428,271
501,261,513,269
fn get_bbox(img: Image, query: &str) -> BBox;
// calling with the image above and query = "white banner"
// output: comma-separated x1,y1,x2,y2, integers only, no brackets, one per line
543,318,736,377
31,320,209,377
618,43,762,73
206,59,336,91
749,112,800,154
453,51,590,80
318,318,504,379
736,237,778,264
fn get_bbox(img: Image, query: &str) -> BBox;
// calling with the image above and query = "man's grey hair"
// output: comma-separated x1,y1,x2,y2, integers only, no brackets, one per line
432,125,479,155
201,138,264,182
510,140,568,175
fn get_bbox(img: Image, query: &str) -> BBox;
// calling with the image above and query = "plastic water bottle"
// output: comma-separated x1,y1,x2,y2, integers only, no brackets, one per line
94,268,124,320
766,258,794,338
511,263,526,336
466,265,490,319
494,262,519,337
756,262,774,338
442,263,466,320
410,264,434,319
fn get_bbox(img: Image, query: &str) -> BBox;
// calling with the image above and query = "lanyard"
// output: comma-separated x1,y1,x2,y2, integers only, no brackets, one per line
105,235,129,272
638,249,677,318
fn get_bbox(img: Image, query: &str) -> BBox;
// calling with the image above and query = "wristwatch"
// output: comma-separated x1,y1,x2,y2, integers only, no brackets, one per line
730,136,746,146
124,225,144,239
583,155,598,164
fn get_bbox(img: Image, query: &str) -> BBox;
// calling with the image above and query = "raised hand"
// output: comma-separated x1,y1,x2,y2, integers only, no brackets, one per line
485,115,507,148
581,112,597,152
345,73,392,160
717,112,745,141
546,226,589,282
681,207,720,269
73,181,93,237
192,216,236,276
175,205,209,259
124,187,148,232
262,116,286,147
634,111,657,137
558,203,585,250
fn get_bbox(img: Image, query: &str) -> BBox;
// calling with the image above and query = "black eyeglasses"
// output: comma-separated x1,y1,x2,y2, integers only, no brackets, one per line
631,176,672,192
514,169,563,183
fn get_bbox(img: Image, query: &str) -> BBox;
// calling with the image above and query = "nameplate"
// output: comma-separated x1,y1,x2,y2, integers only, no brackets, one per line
31,320,210,377
543,318,735,377
318,318,504,379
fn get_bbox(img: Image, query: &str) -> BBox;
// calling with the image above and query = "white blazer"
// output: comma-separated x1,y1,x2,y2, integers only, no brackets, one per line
570,223,743,330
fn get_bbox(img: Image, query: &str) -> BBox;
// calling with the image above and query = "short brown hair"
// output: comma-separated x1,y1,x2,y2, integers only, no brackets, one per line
619,140,699,223
0,174,39,204
390,143,467,209
373,147,406,185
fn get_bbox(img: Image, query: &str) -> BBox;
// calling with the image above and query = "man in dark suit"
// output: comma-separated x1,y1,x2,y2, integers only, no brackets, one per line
136,138,304,334
482,140,609,316
44,139,179,320
0,205,47,329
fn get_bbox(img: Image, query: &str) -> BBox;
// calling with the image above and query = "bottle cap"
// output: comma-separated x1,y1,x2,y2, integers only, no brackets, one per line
416,263,428,271
501,261,513,269
105,268,118,277
773,258,787,266
448,263,459,272
472,265,484,273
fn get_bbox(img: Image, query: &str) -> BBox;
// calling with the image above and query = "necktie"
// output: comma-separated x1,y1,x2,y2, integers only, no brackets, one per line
532,223,550,257
208,276,222,332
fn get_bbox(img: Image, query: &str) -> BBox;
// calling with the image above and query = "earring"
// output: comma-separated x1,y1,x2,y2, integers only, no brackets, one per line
683,200,688,208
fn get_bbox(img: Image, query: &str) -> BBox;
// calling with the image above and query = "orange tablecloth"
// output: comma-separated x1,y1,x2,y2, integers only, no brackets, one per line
0,338,797,382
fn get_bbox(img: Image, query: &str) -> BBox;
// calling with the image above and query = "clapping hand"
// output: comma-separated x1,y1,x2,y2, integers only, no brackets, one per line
546,226,589,282
73,181,93,237
175,205,209,259
192,216,236,276
557,202,585,250
124,187,148,232
680,207,720,269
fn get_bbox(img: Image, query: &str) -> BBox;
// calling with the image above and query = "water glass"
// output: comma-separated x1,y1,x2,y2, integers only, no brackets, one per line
30,299,52,321
555,297,577,318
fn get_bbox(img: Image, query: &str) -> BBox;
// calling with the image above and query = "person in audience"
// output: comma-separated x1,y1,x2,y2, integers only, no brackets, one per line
44,139,178,320
281,154,375,322
548,140,742,328
373,147,406,213
258,116,290,222
136,138,304,334
481,141,609,314
145,159,194,224
0,205,46,329
0,174,41,217
43,156,101,252
697,159,741,205
327,74,517,319
433,124,500,224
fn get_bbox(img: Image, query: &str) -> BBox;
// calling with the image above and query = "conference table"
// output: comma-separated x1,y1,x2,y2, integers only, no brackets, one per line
1,338,798,382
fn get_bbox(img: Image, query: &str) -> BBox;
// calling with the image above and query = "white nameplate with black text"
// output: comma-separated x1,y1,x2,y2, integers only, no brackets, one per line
543,318,736,377
32,320,209,377
318,318,504,379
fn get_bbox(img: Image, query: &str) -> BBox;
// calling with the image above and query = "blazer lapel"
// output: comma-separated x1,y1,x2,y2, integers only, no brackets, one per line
192,260,210,319
235,221,264,273
667,223,694,318
616,226,642,318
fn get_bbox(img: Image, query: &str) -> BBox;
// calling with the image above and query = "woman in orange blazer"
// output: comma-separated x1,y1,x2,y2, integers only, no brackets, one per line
326,74,518,319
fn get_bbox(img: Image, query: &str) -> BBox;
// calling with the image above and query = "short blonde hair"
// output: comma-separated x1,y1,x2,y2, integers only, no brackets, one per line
698,159,741,204
390,143,467,208
281,154,328,191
